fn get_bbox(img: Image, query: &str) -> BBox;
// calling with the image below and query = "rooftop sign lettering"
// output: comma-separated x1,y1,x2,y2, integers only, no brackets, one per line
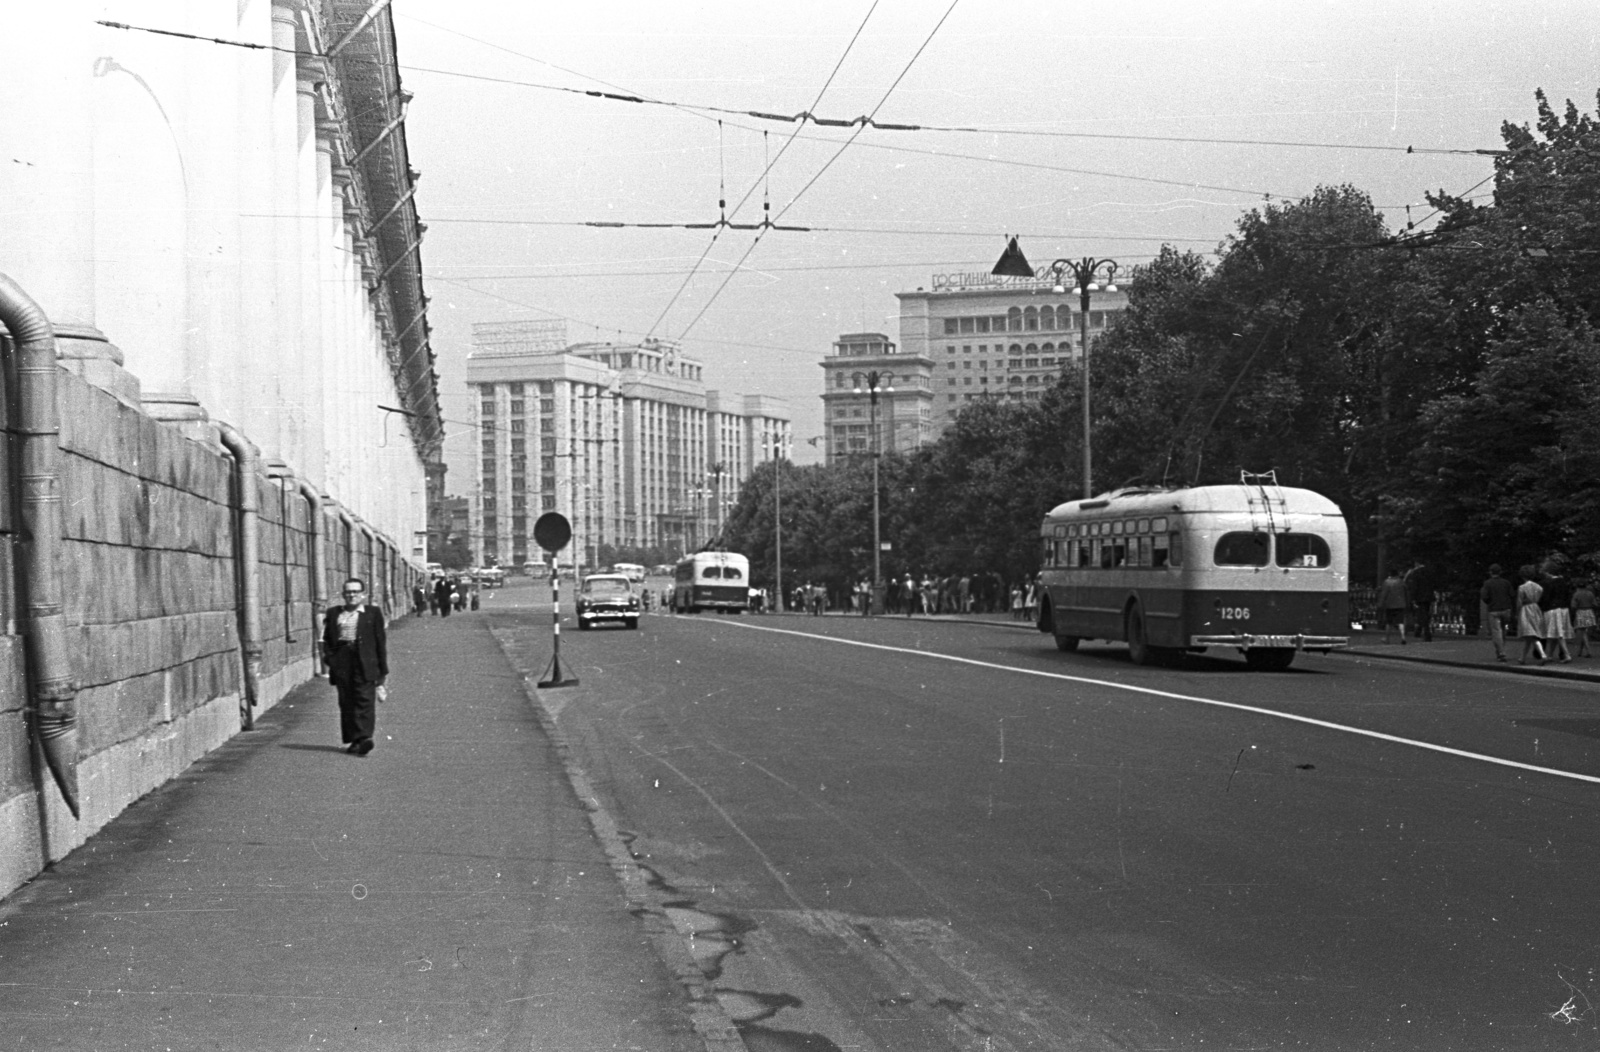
931,270,1056,292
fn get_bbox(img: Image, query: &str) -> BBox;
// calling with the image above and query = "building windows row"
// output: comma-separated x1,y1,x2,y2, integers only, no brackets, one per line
942,307,1115,336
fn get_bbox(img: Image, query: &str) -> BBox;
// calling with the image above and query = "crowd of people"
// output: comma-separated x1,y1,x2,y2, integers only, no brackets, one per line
410,574,482,617
781,573,1045,619
1476,562,1596,665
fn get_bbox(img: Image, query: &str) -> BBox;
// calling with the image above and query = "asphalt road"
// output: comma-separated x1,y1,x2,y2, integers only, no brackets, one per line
494,600,1600,1051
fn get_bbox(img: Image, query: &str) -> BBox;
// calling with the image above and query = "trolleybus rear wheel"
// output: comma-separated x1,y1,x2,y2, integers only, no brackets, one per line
1126,605,1154,666
1054,632,1080,652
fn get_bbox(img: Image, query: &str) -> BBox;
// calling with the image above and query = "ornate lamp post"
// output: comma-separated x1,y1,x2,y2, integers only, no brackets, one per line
992,238,1118,500
766,434,789,613
852,370,895,613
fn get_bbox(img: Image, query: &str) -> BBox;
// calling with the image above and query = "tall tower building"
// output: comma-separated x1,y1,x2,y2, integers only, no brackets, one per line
819,333,935,461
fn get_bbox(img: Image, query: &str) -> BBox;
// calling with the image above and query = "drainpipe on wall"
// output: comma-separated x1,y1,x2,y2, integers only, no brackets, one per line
334,507,354,580
214,422,262,732
297,480,326,673
0,274,80,819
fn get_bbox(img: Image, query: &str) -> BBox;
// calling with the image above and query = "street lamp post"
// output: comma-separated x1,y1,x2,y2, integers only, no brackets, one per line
991,238,1118,500
766,434,787,613
1051,257,1119,500
852,370,895,614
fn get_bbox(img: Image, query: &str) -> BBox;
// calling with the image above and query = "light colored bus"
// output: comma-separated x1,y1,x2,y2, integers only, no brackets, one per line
611,562,646,584
1036,475,1349,670
671,551,751,614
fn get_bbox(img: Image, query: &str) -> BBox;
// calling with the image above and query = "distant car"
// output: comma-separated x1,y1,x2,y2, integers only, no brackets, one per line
576,574,640,630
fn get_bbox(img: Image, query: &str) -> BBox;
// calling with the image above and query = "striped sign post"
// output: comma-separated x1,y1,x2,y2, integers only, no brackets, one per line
533,513,579,688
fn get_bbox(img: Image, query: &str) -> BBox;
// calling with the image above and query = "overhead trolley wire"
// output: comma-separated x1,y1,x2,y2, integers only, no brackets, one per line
98,18,1505,164
98,16,1495,223
428,274,819,358
671,0,963,343
643,0,884,340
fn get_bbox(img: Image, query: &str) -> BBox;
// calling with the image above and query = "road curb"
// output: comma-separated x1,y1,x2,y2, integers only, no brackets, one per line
1338,646,1600,684
488,625,749,1052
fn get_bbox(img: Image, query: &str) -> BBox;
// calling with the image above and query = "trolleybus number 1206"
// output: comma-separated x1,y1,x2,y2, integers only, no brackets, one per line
1036,475,1349,671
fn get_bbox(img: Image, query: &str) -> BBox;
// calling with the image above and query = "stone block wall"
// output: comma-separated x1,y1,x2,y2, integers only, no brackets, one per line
0,370,417,898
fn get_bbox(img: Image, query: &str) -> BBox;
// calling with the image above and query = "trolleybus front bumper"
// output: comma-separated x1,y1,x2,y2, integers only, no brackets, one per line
1189,633,1349,651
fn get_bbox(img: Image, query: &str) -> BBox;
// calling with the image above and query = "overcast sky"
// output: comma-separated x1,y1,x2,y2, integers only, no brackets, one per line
393,0,1599,486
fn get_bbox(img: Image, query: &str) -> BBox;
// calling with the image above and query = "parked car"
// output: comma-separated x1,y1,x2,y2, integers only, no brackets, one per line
576,573,640,630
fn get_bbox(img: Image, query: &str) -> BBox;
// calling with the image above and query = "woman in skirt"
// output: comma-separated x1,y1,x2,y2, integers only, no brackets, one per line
1572,578,1596,659
1516,565,1547,666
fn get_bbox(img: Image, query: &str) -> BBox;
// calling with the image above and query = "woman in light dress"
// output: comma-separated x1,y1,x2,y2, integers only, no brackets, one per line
1516,565,1547,665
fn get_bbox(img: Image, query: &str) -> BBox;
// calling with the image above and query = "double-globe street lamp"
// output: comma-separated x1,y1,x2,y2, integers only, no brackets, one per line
992,238,1119,500
852,369,895,614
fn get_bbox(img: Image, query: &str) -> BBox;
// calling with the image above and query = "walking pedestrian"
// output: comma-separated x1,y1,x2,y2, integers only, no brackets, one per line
411,583,428,617
1572,577,1596,658
1541,564,1574,663
321,577,388,757
1376,570,1408,645
1480,564,1514,662
1404,561,1435,642
1516,565,1547,665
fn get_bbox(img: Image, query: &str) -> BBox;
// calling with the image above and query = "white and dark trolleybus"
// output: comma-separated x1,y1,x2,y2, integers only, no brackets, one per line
671,551,751,614
1036,473,1349,670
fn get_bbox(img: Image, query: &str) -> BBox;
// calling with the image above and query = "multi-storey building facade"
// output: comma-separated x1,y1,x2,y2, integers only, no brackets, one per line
466,328,790,570
896,270,1129,428
820,333,936,460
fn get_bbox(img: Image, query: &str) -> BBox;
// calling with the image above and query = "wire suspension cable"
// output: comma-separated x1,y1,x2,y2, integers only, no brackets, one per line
643,0,882,340
673,0,961,341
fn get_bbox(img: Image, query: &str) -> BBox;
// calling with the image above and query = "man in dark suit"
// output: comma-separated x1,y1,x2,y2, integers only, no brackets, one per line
321,577,388,756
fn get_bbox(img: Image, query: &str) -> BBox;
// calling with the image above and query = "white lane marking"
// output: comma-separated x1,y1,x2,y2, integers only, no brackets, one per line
712,619,1600,787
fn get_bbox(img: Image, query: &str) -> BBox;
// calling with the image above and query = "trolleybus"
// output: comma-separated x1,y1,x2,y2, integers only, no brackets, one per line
1036,474,1349,669
671,551,751,614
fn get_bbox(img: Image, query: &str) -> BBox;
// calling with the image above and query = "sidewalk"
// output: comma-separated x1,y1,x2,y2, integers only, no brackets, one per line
0,610,708,1052
1340,629,1600,682
808,606,1600,683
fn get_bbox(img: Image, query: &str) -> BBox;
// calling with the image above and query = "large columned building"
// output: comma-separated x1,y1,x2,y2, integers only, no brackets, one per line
466,324,790,570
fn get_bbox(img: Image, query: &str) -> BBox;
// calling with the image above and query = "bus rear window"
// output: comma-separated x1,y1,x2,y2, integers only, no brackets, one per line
701,567,722,579
1214,532,1270,567
1276,533,1331,568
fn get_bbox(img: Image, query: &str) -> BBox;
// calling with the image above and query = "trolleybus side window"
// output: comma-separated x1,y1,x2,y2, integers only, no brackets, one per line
1214,531,1271,567
1275,533,1332,568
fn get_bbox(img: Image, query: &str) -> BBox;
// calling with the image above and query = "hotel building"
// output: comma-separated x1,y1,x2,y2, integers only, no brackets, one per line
822,270,1129,459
